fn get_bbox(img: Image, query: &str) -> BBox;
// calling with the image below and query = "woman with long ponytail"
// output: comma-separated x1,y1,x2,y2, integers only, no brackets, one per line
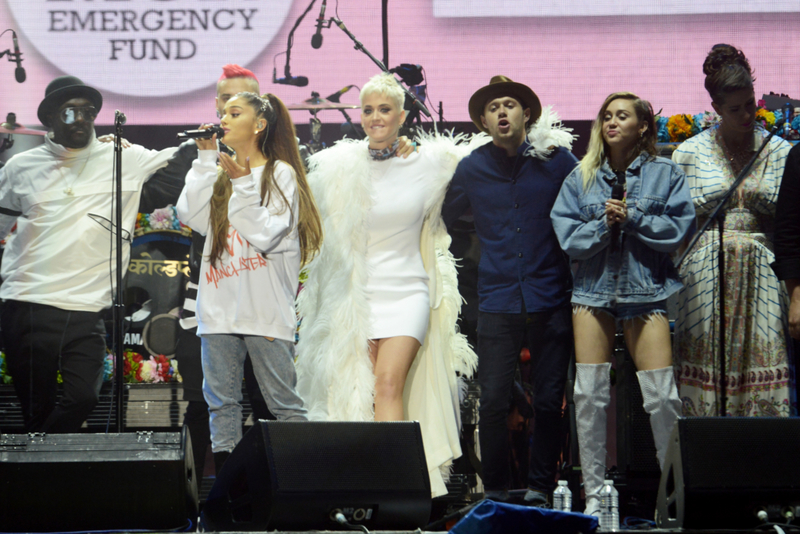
177,92,321,472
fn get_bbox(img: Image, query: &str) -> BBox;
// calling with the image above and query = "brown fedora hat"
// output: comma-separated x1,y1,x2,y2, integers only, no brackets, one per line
468,75,541,133
37,75,103,127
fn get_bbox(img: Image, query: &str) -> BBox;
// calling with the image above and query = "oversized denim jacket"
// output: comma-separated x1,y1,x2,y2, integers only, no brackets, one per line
550,153,696,307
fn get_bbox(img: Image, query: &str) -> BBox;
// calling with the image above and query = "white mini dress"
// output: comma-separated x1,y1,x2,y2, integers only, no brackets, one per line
364,151,439,344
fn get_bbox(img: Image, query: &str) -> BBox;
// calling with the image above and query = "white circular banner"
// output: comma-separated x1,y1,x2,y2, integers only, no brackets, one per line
7,0,293,96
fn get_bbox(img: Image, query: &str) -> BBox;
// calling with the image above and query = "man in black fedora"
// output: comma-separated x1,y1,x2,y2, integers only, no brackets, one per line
443,76,577,506
0,75,177,432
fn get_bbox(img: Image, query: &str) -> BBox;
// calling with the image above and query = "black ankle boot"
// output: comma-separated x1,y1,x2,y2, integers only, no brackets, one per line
213,451,231,476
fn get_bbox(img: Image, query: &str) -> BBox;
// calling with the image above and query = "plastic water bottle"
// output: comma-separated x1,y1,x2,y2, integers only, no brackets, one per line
598,479,619,531
552,480,572,512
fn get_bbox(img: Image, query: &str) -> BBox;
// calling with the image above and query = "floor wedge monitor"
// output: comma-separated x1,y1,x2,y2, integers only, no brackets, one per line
0,428,198,532
657,417,800,529
203,420,432,531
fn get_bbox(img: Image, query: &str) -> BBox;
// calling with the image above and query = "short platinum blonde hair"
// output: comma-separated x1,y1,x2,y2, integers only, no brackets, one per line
360,73,406,111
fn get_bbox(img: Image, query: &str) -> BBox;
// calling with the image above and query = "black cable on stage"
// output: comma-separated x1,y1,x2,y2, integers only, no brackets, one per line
424,499,485,531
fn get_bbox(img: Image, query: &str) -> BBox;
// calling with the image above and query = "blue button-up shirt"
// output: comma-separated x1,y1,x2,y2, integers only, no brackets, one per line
443,140,577,313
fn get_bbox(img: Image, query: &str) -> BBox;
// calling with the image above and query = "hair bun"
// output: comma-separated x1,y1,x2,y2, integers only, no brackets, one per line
703,44,751,77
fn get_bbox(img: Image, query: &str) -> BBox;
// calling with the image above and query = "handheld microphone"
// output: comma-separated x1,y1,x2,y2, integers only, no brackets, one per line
325,85,354,103
114,110,126,126
311,0,327,49
11,31,25,83
177,125,223,140
610,183,624,252
272,67,309,87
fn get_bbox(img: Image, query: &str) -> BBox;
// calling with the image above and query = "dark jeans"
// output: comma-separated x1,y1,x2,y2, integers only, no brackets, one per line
2,300,106,433
477,304,573,493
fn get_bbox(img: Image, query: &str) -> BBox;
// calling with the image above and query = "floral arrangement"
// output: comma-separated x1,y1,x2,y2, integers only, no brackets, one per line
692,111,721,134
657,107,796,143
0,350,180,386
123,349,179,383
104,353,115,381
655,116,669,143
135,205,191,237
666,114,694,143
755,108,776,130
0,352,11,384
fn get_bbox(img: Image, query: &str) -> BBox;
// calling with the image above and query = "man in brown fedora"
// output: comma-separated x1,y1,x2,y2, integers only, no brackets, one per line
443,76,577,506
0,75,177,433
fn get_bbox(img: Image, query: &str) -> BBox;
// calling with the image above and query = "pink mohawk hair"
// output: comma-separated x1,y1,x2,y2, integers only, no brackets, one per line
219,64,259,84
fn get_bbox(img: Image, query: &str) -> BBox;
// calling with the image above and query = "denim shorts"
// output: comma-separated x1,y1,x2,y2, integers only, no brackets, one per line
574,299,668,323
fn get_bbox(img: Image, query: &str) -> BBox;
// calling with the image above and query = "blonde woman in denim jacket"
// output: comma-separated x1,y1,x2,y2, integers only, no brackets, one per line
551,92,695,515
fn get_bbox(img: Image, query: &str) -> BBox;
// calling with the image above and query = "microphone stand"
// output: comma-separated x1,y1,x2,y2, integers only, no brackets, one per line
329,17,432,122
381,0,389,69
676,122,781,417
113,111,126,432
278,0,317,84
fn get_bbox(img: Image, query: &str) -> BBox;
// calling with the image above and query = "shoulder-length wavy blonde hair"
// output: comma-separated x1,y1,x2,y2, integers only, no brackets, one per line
578,92,657,190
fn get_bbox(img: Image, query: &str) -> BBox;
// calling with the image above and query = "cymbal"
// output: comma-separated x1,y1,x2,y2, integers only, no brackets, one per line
287,97,359,111
0,124,46,136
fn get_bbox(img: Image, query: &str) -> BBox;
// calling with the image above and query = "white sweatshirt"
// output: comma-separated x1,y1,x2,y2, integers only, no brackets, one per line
176,150,300,341
0,132,177,312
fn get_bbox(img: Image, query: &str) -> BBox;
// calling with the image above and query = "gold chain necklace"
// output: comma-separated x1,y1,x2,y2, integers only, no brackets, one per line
60,148,91,196
716,129,754,176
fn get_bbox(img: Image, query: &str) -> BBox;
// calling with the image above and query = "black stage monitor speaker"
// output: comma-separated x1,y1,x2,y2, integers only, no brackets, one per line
0,428,198,532
657,417,800,529
203,420,432,531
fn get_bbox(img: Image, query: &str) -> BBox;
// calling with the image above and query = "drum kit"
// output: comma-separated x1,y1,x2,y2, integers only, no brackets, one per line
287,92,360,154
0,112,46,166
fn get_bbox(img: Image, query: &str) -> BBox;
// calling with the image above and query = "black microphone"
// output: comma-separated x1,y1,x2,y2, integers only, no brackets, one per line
177,125,223,140
311,0,327,49
272,67,309,87
325,85,354,103
114,110,126,126
610,183,624,252
11,31,25,83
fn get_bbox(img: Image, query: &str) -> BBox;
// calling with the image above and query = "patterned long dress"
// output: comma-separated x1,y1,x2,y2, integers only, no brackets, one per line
672,126,794,417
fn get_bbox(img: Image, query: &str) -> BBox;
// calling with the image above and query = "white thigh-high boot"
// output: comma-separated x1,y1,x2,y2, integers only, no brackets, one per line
636,366,682,469
574,362,612,516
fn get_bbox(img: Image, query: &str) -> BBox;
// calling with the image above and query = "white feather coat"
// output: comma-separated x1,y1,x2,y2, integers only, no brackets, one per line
295,132,478,497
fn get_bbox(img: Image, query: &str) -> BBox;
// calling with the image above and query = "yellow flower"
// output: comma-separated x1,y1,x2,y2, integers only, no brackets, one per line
667,114,694,143
755,108,775,129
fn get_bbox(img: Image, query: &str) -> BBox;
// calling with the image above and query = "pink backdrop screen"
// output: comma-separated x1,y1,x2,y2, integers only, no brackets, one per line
1,0,798,127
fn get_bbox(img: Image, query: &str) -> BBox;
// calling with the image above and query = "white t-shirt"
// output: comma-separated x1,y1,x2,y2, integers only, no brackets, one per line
0,132,178,312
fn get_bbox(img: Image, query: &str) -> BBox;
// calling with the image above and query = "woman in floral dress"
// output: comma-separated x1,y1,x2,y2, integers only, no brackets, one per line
672,44,794,416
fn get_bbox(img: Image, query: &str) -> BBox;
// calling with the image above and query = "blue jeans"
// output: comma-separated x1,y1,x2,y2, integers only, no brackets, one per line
477,304,573,492
201,334,307,453
583,299,668,322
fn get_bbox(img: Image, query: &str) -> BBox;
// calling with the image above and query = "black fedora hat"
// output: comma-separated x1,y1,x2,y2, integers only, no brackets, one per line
468,75,541,133
37,75,103,127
